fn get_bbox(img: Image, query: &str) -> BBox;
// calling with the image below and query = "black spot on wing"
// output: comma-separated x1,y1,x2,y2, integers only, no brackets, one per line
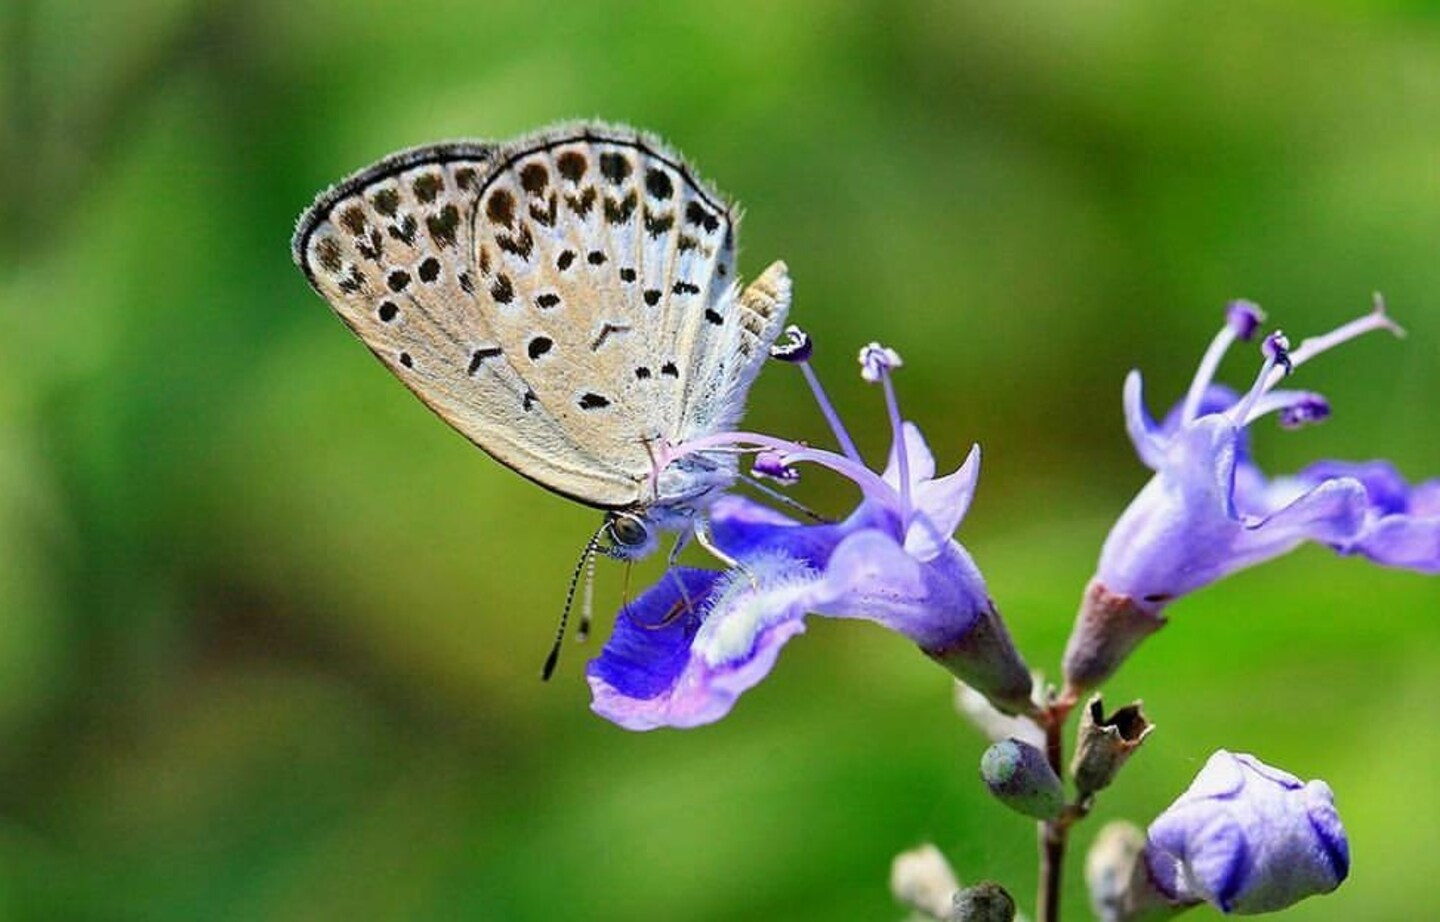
427,205,460,248
469,346,503,374
557,151,587,182
527,336,553,360
645,168,673,200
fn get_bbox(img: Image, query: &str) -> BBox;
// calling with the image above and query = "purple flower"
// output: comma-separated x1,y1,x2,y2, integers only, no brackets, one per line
587,340,1034,730
1063,299,1424,694
1146,750,1349,914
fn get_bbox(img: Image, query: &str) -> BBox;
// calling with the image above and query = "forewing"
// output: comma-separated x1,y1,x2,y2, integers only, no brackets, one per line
292,140,641,508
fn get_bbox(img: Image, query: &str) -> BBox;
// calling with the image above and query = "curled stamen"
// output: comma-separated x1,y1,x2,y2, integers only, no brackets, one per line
859,342,903,383
1263,331,1293,374
773,325,864,464
1182,302,1267,423
770,324,814,363
1226,299,1265,341
1229,335,1288,425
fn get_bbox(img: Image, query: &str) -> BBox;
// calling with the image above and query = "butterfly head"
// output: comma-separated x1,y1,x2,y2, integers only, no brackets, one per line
603,510,659,561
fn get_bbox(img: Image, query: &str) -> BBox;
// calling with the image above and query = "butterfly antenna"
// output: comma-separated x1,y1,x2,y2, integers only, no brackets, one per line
576,544,600,642
542,522,607,681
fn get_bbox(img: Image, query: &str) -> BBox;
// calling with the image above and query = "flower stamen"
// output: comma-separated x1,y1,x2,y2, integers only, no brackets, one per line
1181,300,1265,423
860,342,913,521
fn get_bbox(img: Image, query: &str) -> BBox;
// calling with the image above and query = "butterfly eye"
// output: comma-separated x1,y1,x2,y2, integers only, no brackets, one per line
608,513,650,548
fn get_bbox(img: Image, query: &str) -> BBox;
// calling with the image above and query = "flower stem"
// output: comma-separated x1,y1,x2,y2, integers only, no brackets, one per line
1037,706,1069,922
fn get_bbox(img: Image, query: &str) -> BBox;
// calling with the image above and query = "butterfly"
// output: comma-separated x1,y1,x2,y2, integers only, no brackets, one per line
290,121,791,633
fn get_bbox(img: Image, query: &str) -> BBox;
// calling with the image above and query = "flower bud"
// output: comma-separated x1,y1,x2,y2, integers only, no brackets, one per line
1084,822,1183,922
1070,695,1153,799
980,738,1064,821
890,843,959,920
951,882,1016,922
1146,750,1349,914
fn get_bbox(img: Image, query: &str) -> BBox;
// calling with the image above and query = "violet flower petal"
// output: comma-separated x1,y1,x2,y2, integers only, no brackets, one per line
1145,751,1349,915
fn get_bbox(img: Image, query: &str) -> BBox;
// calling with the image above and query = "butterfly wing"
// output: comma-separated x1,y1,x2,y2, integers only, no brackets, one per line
292,122,786,511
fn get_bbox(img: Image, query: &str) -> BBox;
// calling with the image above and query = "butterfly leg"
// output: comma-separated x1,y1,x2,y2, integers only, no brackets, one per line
692,517,759,589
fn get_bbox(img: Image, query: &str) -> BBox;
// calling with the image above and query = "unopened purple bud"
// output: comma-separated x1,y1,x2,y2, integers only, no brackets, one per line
751,450,799,484
1278,395,1332,429
1226,300,1265,341
1146,751,1349,914
859,342,903,383
980,738,1064,821
1262,331,1293,374
770,324,813,362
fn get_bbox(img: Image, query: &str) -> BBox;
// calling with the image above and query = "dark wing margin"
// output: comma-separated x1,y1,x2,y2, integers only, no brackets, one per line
291,140,501,286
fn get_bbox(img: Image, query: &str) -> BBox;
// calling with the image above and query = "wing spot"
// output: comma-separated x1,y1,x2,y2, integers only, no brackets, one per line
387,215,417,245
486,188,516,227
356,229,384,262
520,162,549,194
705,308,724,326
591,322,631,351
604,191,638,225
454,167,477,190
578,393,611,410
378,300,399,322
399,351,413,368
556,250,576,271
643,289,661,307
412,173,443,203
523,389,538,411
599,152,632,183
635,366,652,380
536,293,561,309
458,271,475,294
339,205,367,235
372,188,400,216
469,346,503,375
387,270,411,292
587,250,608,266
619,267,636,283
418,257,441,282
527,336,553,360
644,209,674,236
490,274,514,304
427,205,460,248
673,280,700,295
557,151,587,182
677,234,700,252
685,200,720,233
529,193,557,227
314,237,343,272
660,362,679,378
645,168,674,199
338,266,364,294
565,186,597,217
496,224,534,261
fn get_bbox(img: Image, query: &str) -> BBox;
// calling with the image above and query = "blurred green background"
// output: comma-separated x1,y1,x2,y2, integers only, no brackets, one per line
2,1,1438,919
